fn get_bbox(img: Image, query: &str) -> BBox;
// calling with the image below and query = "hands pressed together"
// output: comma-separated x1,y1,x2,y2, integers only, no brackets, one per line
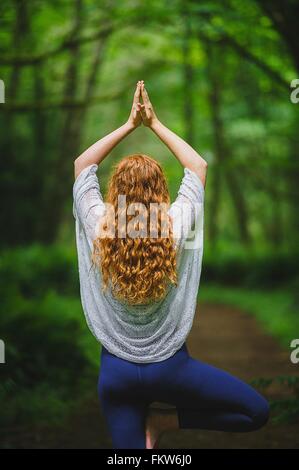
128,80,159,129
75,79,208,186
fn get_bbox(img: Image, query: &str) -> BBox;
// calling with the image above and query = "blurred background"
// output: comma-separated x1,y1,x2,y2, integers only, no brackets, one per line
0,0,299,449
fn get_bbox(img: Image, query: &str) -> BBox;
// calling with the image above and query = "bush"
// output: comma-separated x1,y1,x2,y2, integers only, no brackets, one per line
0,243,79,301
202,246,299,289
0,244,99,429
251,376,299,424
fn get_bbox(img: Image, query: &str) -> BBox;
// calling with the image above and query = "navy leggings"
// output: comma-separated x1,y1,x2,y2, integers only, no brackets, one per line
98,342,270,449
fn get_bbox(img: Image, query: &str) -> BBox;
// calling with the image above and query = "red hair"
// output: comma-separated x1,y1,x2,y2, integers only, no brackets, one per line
92,154,178,305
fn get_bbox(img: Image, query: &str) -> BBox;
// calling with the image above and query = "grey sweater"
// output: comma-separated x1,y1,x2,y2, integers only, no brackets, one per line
73,163,205,363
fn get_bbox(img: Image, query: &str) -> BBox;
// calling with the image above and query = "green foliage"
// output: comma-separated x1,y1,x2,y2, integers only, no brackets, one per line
250,376,299,424
0,244,99,429
200,285,299,425
0,243,78,301
1,0,299,445
1,0,299,248
199,284,299,348
203,246,299,288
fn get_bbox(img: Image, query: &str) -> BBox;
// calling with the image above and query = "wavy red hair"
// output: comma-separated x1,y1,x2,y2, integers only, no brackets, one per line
92,154,178,305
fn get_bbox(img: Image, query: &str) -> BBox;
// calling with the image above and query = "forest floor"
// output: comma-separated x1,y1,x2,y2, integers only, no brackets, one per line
4,303,299,449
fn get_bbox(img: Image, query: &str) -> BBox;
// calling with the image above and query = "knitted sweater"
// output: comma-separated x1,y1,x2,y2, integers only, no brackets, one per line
73,163,205,363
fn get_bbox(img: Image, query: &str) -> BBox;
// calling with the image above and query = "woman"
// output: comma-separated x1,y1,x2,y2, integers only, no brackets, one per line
73,81,269,449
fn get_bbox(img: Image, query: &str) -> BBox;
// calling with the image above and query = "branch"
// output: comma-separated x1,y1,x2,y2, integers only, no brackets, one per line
0,23,113,66
198,32,290,92
0,90,123,112
223,34,290,91
0,58,172,113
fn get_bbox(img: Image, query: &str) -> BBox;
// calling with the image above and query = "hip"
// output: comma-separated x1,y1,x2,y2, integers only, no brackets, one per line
100,341,190,366
98,341,190,396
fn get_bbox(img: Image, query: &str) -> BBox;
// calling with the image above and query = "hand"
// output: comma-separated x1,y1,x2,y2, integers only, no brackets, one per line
127,81,143,128
140,82,159,128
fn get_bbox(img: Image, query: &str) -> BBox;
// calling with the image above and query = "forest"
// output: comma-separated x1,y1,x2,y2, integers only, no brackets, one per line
0,0,299,449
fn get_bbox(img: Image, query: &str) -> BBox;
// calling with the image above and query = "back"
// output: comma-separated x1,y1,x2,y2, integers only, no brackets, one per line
73,164,205,363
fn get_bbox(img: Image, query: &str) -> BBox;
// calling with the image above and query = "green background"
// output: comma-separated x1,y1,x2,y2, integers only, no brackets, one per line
0,0,299,448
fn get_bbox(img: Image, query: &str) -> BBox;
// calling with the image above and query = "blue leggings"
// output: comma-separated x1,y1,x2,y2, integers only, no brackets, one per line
98,343,270,449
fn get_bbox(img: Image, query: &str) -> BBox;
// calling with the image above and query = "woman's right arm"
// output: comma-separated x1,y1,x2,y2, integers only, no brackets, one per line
140,83,208,188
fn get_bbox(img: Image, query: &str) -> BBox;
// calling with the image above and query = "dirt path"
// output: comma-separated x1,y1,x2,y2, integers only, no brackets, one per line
6,303,299,449
163,303,299,449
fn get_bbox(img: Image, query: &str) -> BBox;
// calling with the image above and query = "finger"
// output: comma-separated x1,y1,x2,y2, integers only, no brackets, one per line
146,108,151,120
135,103,143,117
133,86,140,106
141,83,150,105
133,81,141,105
136,103,144,113
140,106,147,121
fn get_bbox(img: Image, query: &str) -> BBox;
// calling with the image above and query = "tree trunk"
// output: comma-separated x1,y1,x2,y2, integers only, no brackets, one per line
39,15,112,242
205,40,251,245
181,0,195,146
0,0,30,246
38,0,84,242
257,0,299,74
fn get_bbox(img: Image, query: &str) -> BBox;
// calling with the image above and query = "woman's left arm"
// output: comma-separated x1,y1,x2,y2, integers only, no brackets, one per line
74,81,143,180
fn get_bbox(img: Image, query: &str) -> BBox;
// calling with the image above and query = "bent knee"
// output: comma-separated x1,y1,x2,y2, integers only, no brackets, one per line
250,396,270,431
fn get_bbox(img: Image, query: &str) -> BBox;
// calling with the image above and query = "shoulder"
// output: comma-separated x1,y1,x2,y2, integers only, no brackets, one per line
73,163,99,192
179,167,205,203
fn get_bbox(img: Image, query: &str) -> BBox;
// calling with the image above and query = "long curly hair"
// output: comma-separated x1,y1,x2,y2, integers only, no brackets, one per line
92,154,178,305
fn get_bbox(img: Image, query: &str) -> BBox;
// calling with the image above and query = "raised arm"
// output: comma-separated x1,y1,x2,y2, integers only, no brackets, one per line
74,81,143,180
139,82,208,188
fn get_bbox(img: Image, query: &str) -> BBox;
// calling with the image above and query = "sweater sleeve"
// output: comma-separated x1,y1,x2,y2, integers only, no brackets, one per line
73,163,106,242
168,167,205,249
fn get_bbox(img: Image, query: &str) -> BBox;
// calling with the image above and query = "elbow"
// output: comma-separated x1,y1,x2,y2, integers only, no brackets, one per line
195,159,208,174
201,158,208,170
192,159,208,188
